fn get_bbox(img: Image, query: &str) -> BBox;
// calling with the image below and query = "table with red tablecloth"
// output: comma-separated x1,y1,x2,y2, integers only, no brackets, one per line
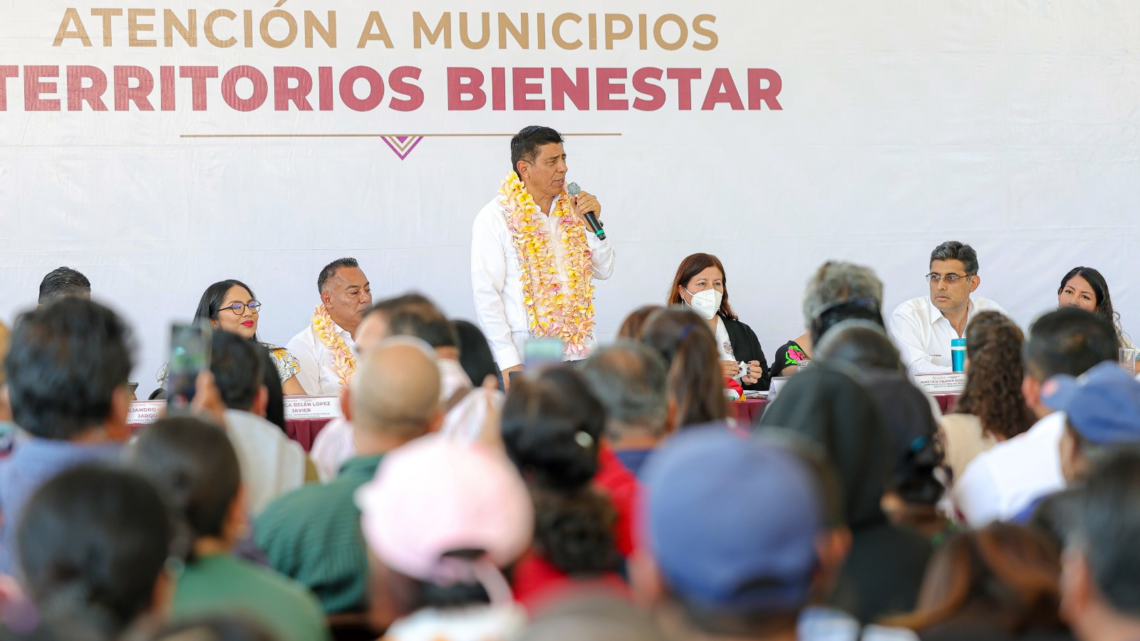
726,392,958,427
281,393,959,451
129,391,960,454
285,417,334,452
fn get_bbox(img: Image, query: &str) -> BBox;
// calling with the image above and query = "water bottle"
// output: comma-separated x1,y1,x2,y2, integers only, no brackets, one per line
951,338,967,373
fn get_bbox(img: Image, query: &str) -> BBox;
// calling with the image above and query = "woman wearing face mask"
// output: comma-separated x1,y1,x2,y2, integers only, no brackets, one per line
666,253,770,390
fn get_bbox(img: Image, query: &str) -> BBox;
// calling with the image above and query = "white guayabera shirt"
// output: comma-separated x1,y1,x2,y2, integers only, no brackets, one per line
470,194,615,370
888,295,1007,375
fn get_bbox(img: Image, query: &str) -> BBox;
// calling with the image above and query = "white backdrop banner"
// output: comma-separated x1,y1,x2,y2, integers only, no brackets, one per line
2,1,1138,391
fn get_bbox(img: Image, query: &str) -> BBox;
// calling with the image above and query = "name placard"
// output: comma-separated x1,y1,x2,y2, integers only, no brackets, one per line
768,377,789,401
127,401,165,426
913,373,966,394
283,396,343,420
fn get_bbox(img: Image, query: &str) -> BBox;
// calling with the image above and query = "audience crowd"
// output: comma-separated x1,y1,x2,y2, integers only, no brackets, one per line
1,245,1140,641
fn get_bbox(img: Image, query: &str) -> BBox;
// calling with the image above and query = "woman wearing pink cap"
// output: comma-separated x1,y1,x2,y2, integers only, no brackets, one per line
356,434,533,641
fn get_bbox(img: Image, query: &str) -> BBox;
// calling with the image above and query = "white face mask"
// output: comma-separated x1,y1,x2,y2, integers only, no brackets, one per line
685,287,723,320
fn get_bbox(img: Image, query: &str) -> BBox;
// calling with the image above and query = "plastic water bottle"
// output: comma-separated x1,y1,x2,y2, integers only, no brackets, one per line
951,338,967,373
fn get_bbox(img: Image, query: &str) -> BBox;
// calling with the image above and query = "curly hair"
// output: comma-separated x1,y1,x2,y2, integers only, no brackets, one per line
531,486,621,575
953,312,1035,440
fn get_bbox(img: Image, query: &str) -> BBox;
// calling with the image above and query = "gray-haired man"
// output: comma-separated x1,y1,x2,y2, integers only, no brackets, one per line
581,342,673,477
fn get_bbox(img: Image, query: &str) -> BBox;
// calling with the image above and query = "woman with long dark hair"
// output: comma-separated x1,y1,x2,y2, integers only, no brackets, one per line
665,253,770,390
942,311,1036,481
885,523,1071,640
1057,266,1133,352
158,279,304,395
639,307,729,427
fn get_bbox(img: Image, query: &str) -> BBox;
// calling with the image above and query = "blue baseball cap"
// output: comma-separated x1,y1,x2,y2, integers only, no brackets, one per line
638,427,824,612
1041,361,1140,444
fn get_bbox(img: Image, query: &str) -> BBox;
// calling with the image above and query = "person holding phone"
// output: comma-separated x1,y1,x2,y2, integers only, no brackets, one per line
158,279,305,396
665,253,770,391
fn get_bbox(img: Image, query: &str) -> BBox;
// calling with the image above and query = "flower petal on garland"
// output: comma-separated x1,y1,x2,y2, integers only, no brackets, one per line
500,171,596,357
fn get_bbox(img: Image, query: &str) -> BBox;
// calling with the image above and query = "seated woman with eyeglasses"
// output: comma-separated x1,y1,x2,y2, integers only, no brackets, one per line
665,253,770,391
157,279,305,395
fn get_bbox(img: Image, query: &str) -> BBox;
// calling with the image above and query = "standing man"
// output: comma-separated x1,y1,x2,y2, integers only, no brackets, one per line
287,258,373,395
471,126,616,387
889,241,1006,375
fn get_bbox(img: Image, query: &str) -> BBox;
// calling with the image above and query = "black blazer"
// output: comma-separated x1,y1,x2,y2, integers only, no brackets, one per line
721,315,771,391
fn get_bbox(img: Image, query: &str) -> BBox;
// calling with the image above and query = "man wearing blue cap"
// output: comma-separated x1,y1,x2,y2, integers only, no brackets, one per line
1013,361,1140,523
631,429,916,641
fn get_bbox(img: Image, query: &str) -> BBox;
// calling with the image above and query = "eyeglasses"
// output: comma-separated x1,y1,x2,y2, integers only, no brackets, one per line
221,301,261,315
926,273,973,285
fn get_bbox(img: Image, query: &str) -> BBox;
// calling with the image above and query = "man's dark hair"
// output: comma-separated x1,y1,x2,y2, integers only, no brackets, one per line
209,331,264,411
581,342,669,438
131,417,241,548
317,257,359,294
929,241,979,275
1023,307,1117,381
510,126,564,177
383,294,453,349
1070,447,1140,617
17,465,174,641
815,320,902,372
4,298,134,440
454,320,499,388
38,266,91,304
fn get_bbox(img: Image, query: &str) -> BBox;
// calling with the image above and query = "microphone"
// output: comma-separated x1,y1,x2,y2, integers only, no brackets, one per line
566,182,606,241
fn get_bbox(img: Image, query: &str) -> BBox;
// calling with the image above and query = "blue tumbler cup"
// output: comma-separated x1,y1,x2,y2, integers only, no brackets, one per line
951,338,967,373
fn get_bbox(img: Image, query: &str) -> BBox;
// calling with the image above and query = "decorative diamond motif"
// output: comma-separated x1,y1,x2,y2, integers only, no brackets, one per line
381,135,424,160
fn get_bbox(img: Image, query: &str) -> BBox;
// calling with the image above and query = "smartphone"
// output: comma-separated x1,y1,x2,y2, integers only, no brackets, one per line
167,322,212,413
524,338,564,372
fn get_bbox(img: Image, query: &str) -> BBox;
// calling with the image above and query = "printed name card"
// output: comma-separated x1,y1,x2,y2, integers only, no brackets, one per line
913,373,966,394
768,376,789,401
283,396,343,420
127,401,165,425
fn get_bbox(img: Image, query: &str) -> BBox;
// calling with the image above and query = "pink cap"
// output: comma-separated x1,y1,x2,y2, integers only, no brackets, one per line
356,434,533,584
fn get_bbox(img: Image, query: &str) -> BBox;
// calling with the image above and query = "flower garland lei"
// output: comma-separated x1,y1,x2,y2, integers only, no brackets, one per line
312,305,356,386
500,171,595,357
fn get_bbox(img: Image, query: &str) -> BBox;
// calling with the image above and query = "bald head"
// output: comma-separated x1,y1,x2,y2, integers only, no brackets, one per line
349,339,441,440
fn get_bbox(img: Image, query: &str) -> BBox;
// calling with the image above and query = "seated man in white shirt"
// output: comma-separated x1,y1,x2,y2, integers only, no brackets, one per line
210,330,313,516
286,257,373,396
471,125,615,389
952,307,1118,525
889,241,1007,375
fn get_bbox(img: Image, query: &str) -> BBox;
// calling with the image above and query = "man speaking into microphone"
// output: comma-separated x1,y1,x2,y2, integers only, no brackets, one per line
471,125,616,387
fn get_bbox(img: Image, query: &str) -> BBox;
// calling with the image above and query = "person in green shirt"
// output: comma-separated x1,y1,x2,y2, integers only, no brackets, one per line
129,416,331,641
256,337,445,613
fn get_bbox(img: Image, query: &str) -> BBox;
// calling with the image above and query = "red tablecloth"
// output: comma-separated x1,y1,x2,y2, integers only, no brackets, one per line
728,393,958,428
730,398,768,424
285,417,333,452
282,394,958,451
